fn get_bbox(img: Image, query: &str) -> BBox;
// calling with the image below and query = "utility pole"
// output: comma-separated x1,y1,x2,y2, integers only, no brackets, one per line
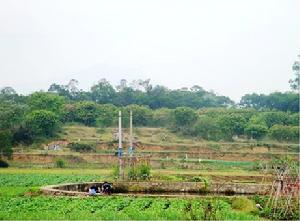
118,111,123,179
129,110,133,156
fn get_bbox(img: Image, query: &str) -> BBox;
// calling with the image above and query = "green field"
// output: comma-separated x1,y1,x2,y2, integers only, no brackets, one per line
0,168,263,220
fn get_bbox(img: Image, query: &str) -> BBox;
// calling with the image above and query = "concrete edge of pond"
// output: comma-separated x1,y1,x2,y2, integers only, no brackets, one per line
41,181,272,197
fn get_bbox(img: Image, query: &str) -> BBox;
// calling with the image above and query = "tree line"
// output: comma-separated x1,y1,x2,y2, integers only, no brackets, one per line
0,91,298,156
0,70,299,158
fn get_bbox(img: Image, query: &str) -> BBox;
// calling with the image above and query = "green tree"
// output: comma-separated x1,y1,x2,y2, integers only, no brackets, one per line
250,112,289,128
124,105,153,127
74,101,98,126
244,123,268,139
289,59,300,91
218,114,247,140
28,92,65,115
287,113,299,126
192,116,221,140
269,125,299,142
173,107,198,131
96,104,118,127
240,92,299,112
0,101,25,130
91,79,116,104
151,108,173,127
0,130,13,158
25,110,59,137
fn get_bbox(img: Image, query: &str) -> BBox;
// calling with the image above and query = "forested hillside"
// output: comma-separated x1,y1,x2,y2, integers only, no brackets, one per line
0,77,299,158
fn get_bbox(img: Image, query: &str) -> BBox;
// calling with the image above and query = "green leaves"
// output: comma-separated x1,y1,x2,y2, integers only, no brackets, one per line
25,110,59,138
28,92,65,115
174,107,198,131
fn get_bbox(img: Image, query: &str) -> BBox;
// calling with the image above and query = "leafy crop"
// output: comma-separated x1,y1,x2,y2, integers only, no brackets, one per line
0,172,262,220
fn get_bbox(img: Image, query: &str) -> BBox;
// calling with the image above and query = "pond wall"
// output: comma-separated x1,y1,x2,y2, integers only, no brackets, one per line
41,181,271,196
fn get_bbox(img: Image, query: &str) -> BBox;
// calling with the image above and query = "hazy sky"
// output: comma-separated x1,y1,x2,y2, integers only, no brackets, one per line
0,0,299,101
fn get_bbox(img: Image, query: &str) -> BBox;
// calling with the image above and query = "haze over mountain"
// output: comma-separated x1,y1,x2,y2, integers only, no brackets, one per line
0,0,299,101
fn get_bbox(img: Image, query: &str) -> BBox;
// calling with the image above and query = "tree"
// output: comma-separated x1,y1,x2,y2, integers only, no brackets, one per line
0,101,25,130
96,104,118,127
173,107,198,131
48,79,81,100
244,123,268,139
113,87,136,106
259,112,289,128
192,116,221,140
269,125,299,142
240,92,299,112
74,101,98,126
28,92,65,115
289,59,300,91
124,105,153,126
0,130,13,158
25,110,59,137
90,79,116,104
151,108,173,127
0,87,16,95
218,114,247,140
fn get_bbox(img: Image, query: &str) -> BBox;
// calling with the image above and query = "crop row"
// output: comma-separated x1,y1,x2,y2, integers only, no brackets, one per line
0,196,260,220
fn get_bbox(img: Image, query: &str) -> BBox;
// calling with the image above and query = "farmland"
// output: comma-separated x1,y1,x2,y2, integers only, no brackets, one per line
1,124,299,220
0,169,262,220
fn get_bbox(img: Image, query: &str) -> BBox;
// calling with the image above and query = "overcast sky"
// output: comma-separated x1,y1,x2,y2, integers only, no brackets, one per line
0,0,299,101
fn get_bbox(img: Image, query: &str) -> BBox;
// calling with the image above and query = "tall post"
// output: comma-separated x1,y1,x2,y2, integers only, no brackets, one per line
118,111,122,151
129,110,133,155
118,111,123,179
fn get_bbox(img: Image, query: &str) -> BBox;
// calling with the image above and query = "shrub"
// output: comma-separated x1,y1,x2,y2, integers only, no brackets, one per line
190,176,210,189
67,142,95,152
55,159,66,168
0,130,13,158
137,164,151,180
269,125,299,142
245,123,268,139
0,159,9,168
25,110,59,138
127,167,138,181
232,197,257,213
112,165,120,180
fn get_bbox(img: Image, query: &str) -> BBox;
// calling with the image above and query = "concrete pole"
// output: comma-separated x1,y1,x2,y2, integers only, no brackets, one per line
118,111,122,150
130,110,133,151
118,111,123,179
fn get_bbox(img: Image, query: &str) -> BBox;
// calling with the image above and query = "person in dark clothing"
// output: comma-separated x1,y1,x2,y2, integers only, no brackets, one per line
102,182,112,195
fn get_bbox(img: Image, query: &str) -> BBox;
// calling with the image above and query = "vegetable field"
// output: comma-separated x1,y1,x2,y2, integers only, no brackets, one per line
0,169,261,220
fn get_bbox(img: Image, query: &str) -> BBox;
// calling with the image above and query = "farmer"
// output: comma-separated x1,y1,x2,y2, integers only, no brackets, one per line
88,185,97,196
102,181,112,195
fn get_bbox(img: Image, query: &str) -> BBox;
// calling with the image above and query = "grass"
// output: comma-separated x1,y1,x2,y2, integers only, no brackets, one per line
59,125,297,151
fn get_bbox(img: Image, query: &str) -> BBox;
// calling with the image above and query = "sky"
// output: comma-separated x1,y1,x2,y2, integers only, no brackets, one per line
0,0,299,102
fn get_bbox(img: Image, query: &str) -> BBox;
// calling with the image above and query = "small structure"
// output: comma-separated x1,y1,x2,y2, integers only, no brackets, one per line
44,140,69,151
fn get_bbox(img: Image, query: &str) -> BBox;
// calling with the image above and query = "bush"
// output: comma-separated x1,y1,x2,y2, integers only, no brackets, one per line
112,165,120,180
232,197,257,213
127,167,138,181
245,123,268,139
269,125,299,142
55,159,66,168
25,110,59,138
67,142,95,152
0,130,13,158
0,159,9,168
190,176,210,189
137,164,151,180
